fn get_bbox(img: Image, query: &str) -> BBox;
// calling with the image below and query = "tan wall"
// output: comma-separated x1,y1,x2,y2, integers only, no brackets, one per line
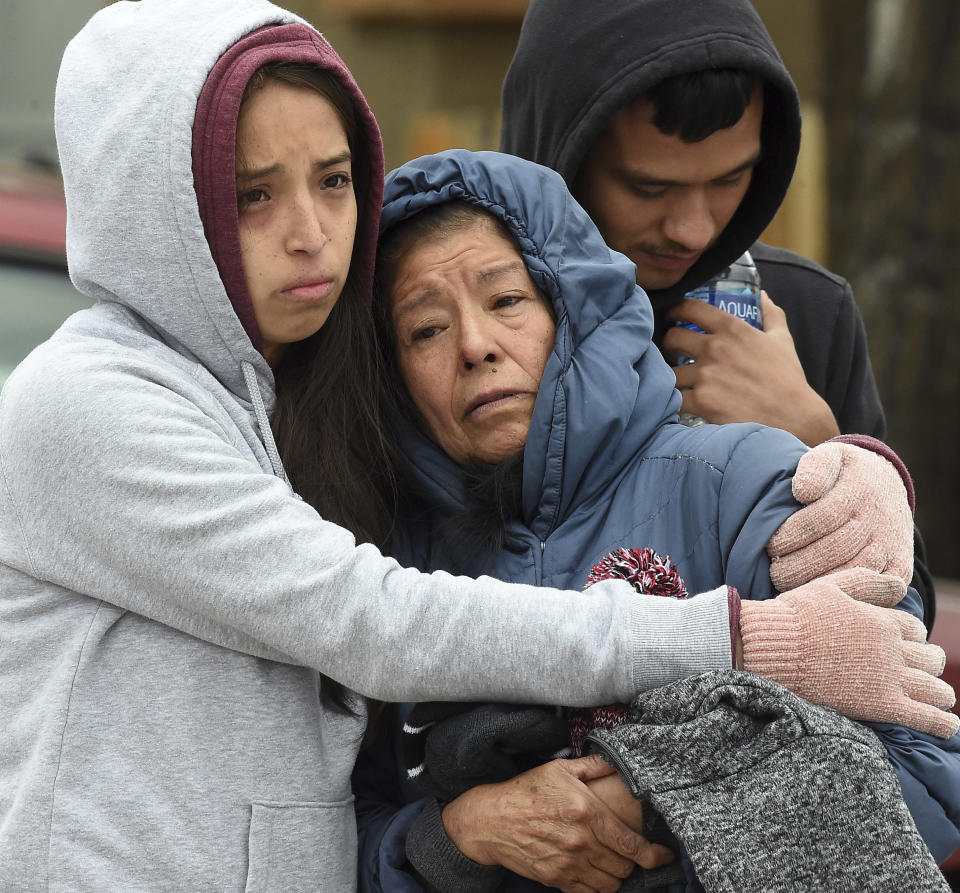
301,2,520,169
298,0,827,263
752,0,825,263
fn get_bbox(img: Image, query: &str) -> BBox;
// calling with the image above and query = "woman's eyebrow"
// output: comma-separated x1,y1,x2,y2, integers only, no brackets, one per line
235,151,352,186
393,288,442,324
313,151,352,172
236,162,281,185
477,260,526,283
393,259,527,324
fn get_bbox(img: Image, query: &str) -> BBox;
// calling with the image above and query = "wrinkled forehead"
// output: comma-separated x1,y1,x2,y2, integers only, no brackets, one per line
384,207,521,290
389,217,531,313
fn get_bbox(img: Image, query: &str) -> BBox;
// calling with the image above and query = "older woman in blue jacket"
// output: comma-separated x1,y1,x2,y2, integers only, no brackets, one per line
355,150,960,893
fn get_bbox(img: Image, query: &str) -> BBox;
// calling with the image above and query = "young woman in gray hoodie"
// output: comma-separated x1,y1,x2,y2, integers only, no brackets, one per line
0,1,941,890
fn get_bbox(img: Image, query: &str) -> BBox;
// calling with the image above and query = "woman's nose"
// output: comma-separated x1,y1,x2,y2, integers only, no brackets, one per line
284,194,329,255
459,315,500,370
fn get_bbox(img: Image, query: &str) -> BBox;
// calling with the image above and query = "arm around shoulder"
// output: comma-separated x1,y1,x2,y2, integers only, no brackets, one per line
0,340,693,707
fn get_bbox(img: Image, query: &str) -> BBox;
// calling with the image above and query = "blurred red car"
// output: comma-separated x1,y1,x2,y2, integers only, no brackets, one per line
930,580,960,878
0,158,89,386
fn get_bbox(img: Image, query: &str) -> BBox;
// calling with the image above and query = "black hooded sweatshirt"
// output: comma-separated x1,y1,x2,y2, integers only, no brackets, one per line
500,0,935,626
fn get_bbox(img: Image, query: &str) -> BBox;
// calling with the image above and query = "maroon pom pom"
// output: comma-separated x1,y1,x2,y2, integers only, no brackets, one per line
585,546,688,599
569,548,689,756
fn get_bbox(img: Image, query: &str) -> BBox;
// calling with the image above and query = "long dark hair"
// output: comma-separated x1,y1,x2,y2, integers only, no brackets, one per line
243,63,398,711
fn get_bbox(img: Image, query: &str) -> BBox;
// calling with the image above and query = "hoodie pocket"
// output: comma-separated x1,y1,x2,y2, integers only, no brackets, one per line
244,798,356,893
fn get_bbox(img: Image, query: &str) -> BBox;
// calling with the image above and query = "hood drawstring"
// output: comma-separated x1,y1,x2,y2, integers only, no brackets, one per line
241,360,289,485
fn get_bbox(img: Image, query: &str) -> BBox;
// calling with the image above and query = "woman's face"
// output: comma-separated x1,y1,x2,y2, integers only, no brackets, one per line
235,79,357,364
390,218,556,466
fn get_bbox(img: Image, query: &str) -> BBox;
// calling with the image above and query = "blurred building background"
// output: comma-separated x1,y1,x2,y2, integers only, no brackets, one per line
2,0,958,577
0,0,100,165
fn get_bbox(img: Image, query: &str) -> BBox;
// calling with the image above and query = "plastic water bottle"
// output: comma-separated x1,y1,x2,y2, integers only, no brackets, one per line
675,250,762,426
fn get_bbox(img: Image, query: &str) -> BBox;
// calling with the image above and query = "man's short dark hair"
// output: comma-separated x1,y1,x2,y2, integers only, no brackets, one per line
647,69,757,142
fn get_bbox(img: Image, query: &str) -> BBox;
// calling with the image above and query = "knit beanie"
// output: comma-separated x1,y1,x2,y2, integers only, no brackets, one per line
568,547,689,756
191,22,384,351
588,669,948,893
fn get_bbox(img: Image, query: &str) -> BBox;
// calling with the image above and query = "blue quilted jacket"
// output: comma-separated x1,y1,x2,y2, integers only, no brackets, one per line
355,150,960,892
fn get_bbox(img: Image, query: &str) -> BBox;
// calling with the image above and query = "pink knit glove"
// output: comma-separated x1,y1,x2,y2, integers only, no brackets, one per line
767,441,914,592
740,575,958,738
781,565,907,608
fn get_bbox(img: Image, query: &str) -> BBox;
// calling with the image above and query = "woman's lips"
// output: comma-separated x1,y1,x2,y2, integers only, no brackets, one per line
466,391,528,418
282,279,335,301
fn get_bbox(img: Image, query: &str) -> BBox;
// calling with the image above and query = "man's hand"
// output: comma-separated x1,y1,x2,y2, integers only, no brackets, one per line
441,755,674,893
663,292,840,446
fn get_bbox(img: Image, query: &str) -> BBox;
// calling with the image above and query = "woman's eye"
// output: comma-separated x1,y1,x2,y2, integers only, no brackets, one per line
238,187,268,210
412,326,440,342
494,295,522,310
323,172,353,189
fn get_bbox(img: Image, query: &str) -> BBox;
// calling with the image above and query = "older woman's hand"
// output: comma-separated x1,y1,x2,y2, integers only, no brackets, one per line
586,771,646,834
441,754,674,893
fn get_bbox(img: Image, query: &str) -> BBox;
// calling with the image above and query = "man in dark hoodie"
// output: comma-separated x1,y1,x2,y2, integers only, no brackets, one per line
499,0,936,625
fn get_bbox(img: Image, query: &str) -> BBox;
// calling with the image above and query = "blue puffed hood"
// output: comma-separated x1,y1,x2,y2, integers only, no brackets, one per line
379,149,681,539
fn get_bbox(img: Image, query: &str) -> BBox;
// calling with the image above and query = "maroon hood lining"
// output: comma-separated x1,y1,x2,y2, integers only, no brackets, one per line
191,22,384,352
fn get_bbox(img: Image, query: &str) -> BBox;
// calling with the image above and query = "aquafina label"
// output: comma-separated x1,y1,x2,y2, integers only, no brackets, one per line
675,250,762,426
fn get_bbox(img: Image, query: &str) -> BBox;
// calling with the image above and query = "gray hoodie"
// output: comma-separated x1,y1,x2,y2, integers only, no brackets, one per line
0,1,733,889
